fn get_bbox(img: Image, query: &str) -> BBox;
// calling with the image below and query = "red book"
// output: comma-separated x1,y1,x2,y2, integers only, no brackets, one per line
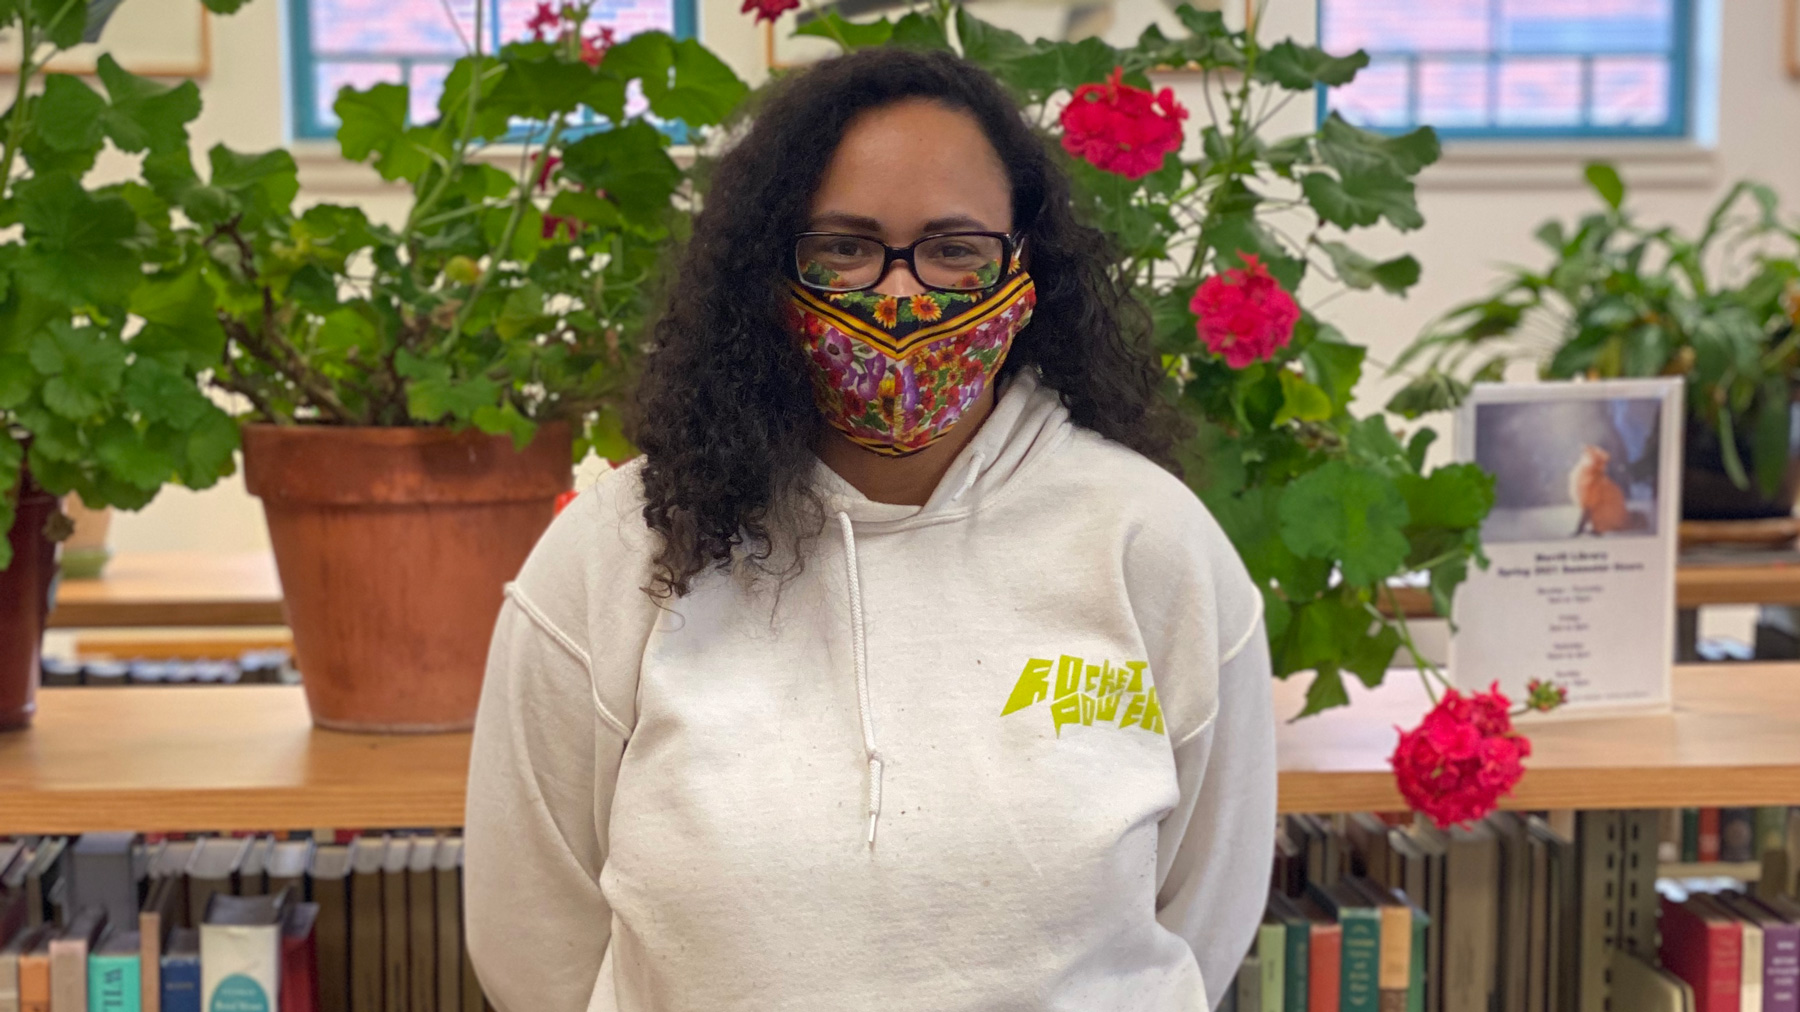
1661,896,1743,1012
1301,899,1342,1012
280,901,321,1012
1699,808,1723,862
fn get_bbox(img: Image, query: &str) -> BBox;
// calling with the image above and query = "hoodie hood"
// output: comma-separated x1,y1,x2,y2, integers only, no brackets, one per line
810,368,1074,526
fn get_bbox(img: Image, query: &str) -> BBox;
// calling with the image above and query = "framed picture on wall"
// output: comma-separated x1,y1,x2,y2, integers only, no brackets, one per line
762,0,1233,72
1788,0,1800,78
0,0,212,77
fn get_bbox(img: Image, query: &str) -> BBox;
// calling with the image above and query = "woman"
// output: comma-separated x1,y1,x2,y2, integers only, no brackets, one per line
465,46,1275,1012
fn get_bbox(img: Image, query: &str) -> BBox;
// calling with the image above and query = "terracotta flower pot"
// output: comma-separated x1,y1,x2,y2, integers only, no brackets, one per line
1,465,60,731
243,423,573,733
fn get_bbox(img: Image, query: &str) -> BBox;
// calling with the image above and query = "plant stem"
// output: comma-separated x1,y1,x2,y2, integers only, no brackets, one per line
444,113,567,352
404,0,487,240
0,14,41,202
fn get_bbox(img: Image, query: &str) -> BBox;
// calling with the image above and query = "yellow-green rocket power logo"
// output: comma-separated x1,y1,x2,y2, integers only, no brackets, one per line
1000,655,1165,737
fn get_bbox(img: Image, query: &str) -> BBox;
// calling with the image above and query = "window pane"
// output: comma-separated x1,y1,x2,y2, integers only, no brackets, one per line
1419,60,1490,127
310,0,473,54
1329,59,1413,128
1321,0,1491,54
1592,56,1671,125
315,62,405,129
409,64,453,126
1495,57,1583,126
1498,0,1674,54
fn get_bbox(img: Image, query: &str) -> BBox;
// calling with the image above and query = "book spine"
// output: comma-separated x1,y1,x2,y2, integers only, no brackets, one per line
1706,921,1744,1012
1722,808,1756,863
1700,809,1723,863
1341,909,1381,1012
1377,906,1410,1012
1309,926,1340,1012
88,955,140,1012
1260,924,1285,1012
158,958,198,1012
1767,923,1800,1012
1682,809,1701,863
1407,908,1429,1012
1284,922,1309,1012
1758,808,1790,858
1745,925,1765,1012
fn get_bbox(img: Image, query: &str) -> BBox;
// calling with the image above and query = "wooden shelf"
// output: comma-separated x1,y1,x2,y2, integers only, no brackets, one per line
1276,662,1800,813
0,687,468,833
1386,556,1800,617
49,551,285,629
6,666,1800,832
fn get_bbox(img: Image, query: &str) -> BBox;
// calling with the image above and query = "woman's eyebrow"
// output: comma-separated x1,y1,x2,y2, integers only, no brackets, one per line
808,211,885,233
921,214,990,233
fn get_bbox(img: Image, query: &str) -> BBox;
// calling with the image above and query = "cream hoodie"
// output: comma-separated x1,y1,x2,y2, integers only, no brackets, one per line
464,370,1276,1012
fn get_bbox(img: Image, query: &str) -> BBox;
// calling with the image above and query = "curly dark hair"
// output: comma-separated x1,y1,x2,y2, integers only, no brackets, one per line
632,46,1183,598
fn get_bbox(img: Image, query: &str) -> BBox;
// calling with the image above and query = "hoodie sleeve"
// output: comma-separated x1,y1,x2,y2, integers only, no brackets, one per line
1154,618,1277,1008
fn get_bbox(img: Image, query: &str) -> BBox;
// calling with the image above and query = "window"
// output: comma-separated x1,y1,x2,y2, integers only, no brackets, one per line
286,0,697,140
1318,0,1695,139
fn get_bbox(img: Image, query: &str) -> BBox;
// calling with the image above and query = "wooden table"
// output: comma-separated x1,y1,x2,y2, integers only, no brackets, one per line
6,666,1800,832
48,551,285,629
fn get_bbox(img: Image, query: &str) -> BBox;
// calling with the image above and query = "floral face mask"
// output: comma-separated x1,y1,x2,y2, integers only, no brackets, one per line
785,270,1037,457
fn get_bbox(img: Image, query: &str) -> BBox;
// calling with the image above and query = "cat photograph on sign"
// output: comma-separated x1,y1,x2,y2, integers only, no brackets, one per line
1451,378,1682,717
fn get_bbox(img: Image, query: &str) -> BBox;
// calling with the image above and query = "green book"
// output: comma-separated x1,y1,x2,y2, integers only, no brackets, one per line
1757,806,1788,856
1680,808,1699,863
1310,881,1380,1012
1268,891,1311,1012
1259,918,1286,1012
88,929,141,1012
1407,904,1429,1012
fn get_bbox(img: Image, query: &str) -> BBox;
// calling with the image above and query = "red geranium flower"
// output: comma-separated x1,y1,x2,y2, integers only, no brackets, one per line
741,0,800,23
1189,254,1300,368
1390,683,1531,828
553,490,579,515
580,26,616,68
526,2,561,40
1058,67,1188,179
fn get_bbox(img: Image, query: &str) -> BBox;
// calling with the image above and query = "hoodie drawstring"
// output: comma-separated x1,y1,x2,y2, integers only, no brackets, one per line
950,451,986,503
837,511,883,848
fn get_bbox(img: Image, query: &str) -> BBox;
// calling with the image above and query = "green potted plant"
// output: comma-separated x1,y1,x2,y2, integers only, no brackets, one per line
0,0,247,729
163,2,747,731
1391,163,1800,520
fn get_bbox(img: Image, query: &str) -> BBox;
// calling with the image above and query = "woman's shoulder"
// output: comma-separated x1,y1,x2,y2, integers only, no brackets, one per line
510,457,659,642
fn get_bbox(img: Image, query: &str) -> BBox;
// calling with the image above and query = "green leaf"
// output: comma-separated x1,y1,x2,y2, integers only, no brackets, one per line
793,10,893,48
335,83,409,162
130,267,226,369
1317,114,1440,177
177,406,240,488
1298,668,1350,718
0,433,19,569
472,402,536,450
33,0,87,48
316,307,379,357
199,0,249,12
0,352,35,409
653,38,748,127
1301,170,1425,231
123,357,212,428
558,121,680,233
1584,162,1625,210
207,145,300,220
97,54,202,154
1317,240,1421,294
1274,370,1332,424
1299,333,1364,409
581,405,633,462
1755,377,1790,500
1277,459,1412,586
437,55,513,140
1257,40,1369,90
28,321,130,419
33,75,107,155
546,189,621,230
488,56,607,121
495,283,547,340
955,8,1032,68
1396,463,1495,530
95,420,177,489
13,174,140,306
889,11,950,50
1385,370,1469,420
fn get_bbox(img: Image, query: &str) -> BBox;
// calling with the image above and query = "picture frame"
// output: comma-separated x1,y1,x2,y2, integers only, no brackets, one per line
1450,378,1684,718
1788,0,1800,78
0,0,213,78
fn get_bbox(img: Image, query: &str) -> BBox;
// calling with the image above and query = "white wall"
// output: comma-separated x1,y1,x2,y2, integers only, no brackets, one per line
105,0,1800,554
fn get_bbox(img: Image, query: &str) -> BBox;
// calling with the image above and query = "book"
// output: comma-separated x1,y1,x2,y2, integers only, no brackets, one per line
1661,808,1683,864
406,838,437,1012
17,928,49,1012
1490,812,1530,1012
51,906,107,1012
89,928,142,1012
186,838,251,930
1348,814,1396,887
265,842,314,905
1406,901,1429,1012
1695,894,1760,1012
1722,809,1757,864
1443,823,1499,1012
309,846,352,1012
1309,880,1379,1012
1700,809,1724,863
69,834,140,933
1397,824,1447,1012
1683,809,1702,863
1525,827,1549,1012
454,846,480,1012
149,843,195,933
160,929,199,1012
22,839,67,931
280,900,320,1012
1258,914,1285,1012
1267,891,1310,1012
1274,830,1305,900
1758,808,1790,859
1297,897,1340,1012
202,893,284,1012
348,839,385,1012
0,925,49,1012
380,840,410,1012
238,838,273,898
1237,954,1261,1012
1661,895,1744,1012
1720,892,1798,1012
1611,947,1697,1012
432,841,462,1012
1527,816,1577,1012
1346,878,1410,1012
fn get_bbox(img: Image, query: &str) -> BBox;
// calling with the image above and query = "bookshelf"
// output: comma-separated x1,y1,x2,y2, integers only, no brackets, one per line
5,664,1800,833
48,551,284,628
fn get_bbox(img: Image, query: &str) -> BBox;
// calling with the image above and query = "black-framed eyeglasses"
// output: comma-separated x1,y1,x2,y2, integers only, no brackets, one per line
790,231,1022,294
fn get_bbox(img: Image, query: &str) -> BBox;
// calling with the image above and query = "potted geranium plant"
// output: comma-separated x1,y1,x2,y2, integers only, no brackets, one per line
1391,163,1800,521
760,0,1554,823
0,0,246,729
160,2,746,731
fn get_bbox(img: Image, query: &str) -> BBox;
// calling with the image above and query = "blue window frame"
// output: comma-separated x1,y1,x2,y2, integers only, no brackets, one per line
1317,0,1695,139
286,0,698,141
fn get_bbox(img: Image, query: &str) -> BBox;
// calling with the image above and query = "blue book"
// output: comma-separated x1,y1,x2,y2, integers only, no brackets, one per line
1308,880,1380,1012
160,928,201,1012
